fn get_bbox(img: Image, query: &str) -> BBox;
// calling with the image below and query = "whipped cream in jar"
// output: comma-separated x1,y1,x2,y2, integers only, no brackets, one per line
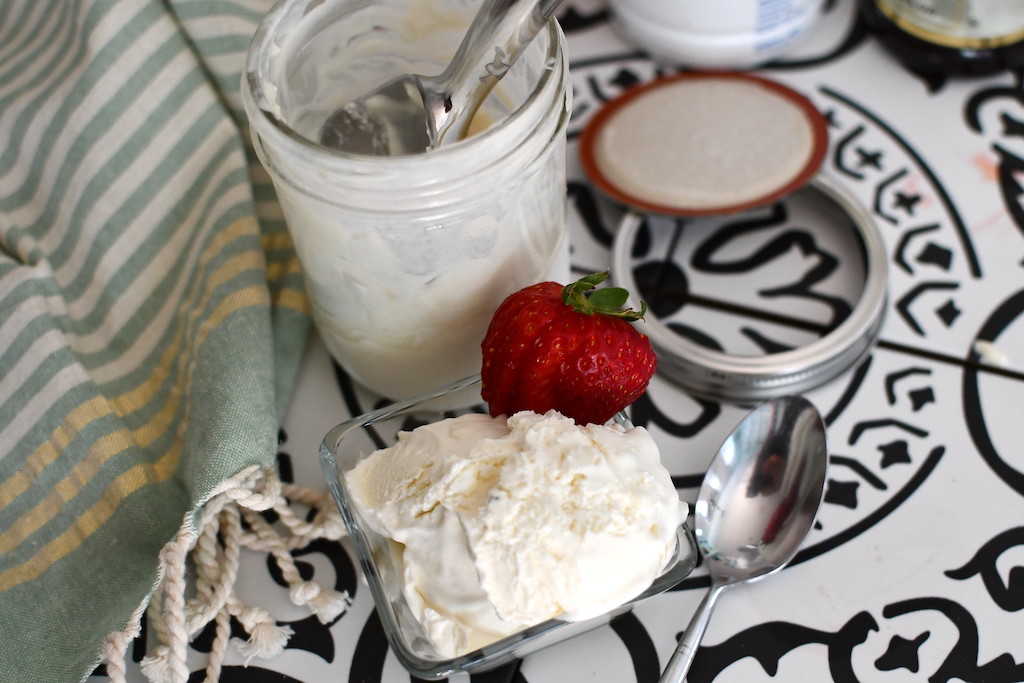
242,0,571,400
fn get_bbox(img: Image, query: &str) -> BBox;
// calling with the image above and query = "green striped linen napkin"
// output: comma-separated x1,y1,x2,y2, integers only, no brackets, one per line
0,1,312,681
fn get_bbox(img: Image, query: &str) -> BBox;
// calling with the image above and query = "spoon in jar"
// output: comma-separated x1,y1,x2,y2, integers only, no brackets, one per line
659,395,828,683
319,0,566,156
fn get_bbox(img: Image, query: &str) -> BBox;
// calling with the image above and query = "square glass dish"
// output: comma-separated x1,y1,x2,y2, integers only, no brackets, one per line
320,374,698,679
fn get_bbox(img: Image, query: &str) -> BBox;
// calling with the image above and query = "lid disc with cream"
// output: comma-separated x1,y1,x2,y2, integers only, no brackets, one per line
580,72,828,216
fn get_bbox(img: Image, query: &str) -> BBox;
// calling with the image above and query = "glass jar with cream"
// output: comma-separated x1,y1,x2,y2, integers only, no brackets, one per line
242,0,572,400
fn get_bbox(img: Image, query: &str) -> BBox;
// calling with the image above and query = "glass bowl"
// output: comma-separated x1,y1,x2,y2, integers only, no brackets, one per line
320,375,698,679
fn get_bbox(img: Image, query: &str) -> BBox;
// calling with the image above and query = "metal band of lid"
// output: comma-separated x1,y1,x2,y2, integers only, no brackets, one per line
612,174,888,402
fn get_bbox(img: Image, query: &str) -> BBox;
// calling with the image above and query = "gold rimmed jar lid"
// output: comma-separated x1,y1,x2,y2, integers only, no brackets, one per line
580,72,888,402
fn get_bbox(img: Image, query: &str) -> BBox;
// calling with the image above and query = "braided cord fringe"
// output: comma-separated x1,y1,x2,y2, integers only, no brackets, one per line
100,466,350,683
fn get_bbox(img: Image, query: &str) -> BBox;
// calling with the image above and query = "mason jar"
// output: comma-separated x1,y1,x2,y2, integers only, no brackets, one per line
242,0,572,400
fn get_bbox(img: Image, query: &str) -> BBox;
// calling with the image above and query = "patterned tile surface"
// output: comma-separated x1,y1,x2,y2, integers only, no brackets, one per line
98,1,1024,681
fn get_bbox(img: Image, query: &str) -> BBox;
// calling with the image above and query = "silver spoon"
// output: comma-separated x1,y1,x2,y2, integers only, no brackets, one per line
319,0,566,156
659,395,828,683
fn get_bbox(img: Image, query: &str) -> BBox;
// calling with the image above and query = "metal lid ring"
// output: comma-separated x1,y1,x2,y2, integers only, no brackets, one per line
612,173,888,403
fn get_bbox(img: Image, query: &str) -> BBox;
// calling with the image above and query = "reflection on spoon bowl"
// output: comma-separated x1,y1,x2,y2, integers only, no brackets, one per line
659,395,828,683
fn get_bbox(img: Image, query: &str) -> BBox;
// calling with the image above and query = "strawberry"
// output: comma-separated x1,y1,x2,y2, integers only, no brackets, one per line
481,272,657,425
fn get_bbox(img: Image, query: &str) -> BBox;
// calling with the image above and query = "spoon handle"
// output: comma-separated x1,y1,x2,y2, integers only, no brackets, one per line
428,0,566,145
658,582,728,683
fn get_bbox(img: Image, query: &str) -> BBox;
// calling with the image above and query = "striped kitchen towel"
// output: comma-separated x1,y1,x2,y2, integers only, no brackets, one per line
0,1,313,681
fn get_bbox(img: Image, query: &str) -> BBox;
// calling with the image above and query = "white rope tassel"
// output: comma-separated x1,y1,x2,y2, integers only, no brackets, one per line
100,611,142,683
138,646,175,683
202,608,232,682
290,579,351,624
103,466,349,682
239,506,353,624
140,526,198,683
234,603,293,663
272,485,348,544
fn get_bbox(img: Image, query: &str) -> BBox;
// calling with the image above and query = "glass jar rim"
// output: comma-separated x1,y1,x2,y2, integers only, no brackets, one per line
242,1,568,169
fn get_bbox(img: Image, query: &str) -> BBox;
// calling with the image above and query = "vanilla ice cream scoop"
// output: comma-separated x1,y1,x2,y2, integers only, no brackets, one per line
346,410,687,657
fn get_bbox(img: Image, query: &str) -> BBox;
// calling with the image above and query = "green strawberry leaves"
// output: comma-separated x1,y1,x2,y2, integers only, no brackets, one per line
561,271,647,321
